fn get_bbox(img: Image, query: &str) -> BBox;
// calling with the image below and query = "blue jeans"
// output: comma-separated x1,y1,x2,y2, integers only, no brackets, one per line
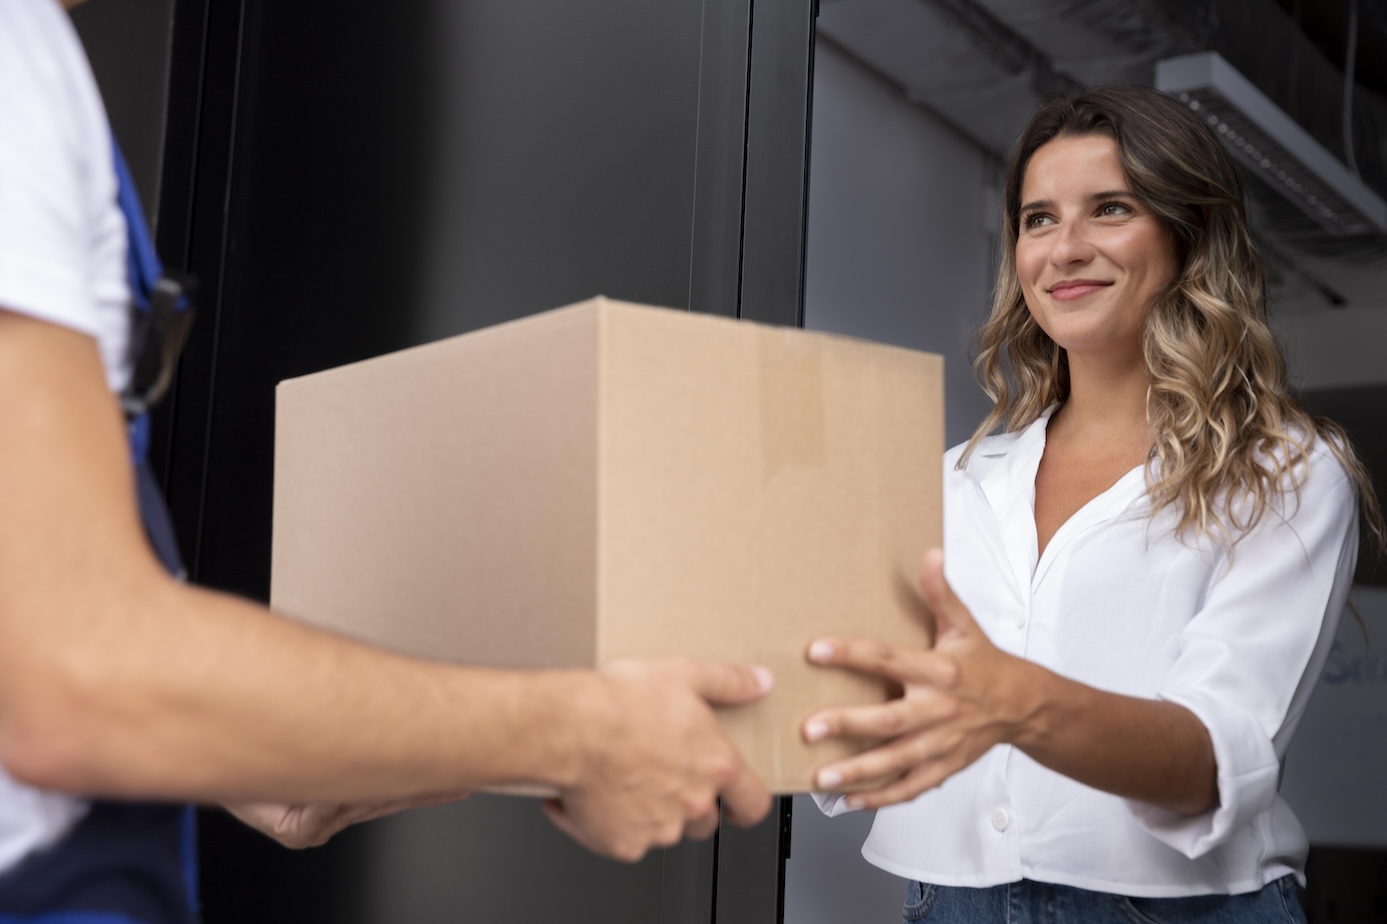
902,876,1306,923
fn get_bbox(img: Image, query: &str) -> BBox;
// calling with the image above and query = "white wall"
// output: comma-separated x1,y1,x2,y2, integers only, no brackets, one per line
786,38,998,924
1279,586,1387,847
800,41,995,448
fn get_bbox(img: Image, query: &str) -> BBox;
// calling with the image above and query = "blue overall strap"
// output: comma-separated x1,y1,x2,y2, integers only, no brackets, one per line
113,139,195,431
0,138,199,924
116,133,187,578
111,142,161,314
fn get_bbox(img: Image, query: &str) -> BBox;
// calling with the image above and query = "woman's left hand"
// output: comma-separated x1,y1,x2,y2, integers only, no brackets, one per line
802,549,1038,809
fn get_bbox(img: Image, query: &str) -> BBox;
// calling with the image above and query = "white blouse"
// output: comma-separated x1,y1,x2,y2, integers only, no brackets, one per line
819,406,1359,897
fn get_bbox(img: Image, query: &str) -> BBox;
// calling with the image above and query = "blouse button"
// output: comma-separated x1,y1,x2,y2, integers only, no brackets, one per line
1015,611,1027,629
991,807,1011,832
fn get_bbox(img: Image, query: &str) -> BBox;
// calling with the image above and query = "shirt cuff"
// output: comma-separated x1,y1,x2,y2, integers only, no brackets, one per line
1127,688,1281,858
811,791,860,817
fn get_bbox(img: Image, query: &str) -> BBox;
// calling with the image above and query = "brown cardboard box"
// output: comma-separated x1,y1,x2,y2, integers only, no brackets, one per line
270,297,942,793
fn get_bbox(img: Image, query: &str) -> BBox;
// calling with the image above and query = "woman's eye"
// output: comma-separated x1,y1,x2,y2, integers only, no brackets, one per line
1099,202,1131,217
1021,213,1052,230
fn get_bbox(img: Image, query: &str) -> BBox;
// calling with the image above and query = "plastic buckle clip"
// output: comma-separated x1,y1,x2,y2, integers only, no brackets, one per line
121,273,198,418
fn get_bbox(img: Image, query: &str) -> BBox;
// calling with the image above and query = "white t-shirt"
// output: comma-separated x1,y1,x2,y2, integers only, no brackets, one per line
0,0,133,874
819,407,1358,897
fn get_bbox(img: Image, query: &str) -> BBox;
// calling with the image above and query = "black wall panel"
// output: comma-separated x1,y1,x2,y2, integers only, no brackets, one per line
71,0,176,219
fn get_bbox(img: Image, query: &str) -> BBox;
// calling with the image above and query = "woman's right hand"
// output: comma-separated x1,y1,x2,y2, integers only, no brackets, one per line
800,550,1039,809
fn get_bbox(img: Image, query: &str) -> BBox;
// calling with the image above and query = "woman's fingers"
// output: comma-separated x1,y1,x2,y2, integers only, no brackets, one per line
812,730,958,791
806,637,959,688
803,693,958,745
799,550,1013,804
812,736,983,809
838,759,962,810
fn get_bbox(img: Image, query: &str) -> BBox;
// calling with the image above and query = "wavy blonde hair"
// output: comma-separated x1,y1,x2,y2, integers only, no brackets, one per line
964,85,1383,549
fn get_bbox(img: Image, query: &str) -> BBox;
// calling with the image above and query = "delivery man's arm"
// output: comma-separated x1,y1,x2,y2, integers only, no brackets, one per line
0,308,772,862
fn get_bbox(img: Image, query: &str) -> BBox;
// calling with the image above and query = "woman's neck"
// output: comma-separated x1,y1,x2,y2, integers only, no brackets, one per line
1052,351,1152,446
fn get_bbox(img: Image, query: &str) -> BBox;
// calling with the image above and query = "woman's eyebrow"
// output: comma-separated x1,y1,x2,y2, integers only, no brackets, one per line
1020,190,1137,214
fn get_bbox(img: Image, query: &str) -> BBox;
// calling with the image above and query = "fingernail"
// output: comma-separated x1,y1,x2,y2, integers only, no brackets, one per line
808,640,834,663
805,719,829,742
845,795,865,810
752,666,775,692
816,768,843,789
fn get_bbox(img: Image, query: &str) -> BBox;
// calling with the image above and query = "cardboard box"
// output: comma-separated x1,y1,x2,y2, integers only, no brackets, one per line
270,297,942,792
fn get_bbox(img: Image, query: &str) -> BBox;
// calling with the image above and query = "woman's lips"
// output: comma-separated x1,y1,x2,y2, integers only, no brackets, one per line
1048,280,1112,301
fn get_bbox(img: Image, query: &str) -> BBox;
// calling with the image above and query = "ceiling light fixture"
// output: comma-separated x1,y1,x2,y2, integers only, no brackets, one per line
1155,52,1387,237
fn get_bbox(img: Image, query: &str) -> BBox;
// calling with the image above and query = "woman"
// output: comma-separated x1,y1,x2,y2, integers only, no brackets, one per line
802,85,1382,921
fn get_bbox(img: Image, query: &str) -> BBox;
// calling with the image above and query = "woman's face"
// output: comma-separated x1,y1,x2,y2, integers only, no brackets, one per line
1014,133,1178,365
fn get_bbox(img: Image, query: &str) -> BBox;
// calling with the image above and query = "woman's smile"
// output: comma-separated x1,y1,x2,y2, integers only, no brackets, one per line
1046,278,1113,301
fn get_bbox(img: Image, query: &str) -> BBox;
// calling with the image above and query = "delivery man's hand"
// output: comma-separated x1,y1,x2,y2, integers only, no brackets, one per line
225,792,471,849
542,659,773,862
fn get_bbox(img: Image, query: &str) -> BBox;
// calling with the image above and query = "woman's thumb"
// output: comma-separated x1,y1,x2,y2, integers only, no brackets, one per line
918,549,968,635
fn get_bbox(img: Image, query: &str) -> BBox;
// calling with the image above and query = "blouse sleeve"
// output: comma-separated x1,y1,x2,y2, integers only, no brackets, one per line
1129,447,1359,858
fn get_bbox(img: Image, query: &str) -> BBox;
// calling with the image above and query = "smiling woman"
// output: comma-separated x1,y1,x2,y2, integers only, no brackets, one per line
802,85,1385,924
971,86,1383,547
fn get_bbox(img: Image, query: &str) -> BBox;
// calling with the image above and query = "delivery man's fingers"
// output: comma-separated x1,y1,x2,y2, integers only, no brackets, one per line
652,658,775,707
541,799,606,857
227,791,470,849
719,764,772,828
683,803,722,840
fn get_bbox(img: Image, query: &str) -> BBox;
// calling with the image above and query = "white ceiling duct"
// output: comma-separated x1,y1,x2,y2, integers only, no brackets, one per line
817,0,1202,156
817,0,1066,153
820,0,1387,258
969,0,1199,83
1157,52,1387,237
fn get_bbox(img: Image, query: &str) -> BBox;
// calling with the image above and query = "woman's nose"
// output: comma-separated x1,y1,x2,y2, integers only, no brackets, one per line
1049,220,1094,265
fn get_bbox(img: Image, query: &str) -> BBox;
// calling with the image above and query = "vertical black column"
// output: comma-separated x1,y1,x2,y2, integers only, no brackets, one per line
736,0,818,330
149,0,246,565
688,0,753,319
715,797,796,924
712,1,817,922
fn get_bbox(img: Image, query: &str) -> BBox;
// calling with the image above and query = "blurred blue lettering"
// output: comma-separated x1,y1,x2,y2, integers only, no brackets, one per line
1323,641,1387,685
